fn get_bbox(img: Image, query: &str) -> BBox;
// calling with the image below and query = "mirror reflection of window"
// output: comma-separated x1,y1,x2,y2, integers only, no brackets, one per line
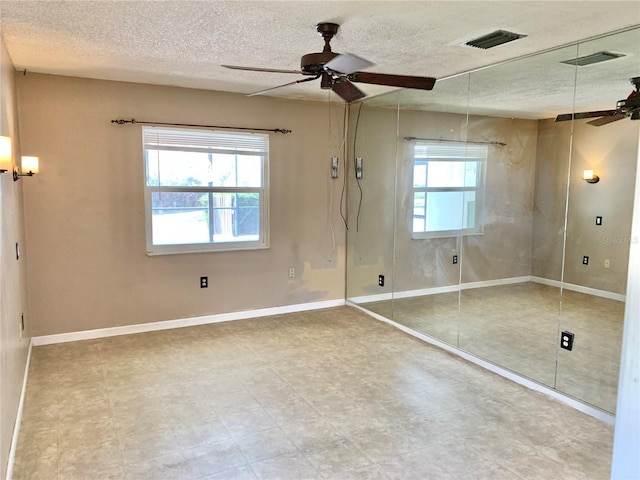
412,143,487,237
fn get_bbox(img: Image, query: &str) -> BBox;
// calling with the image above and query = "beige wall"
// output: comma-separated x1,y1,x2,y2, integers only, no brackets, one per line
346,103,398,301
347,104,539,298
17,73,346,336
349,104,637,298
564,119,638,294
532,118,638,294
0,36,31,479
461,116,538,283
531,119,572,281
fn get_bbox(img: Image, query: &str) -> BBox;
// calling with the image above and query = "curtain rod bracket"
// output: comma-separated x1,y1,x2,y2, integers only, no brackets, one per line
111,118,291,134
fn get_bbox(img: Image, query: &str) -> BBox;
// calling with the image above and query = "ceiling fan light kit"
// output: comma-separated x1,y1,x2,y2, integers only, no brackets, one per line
222,22,436,102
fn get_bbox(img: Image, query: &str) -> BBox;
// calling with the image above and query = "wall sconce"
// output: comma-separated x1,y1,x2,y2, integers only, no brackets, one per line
583,169,600,184
14,156,39,181
0,136,11,173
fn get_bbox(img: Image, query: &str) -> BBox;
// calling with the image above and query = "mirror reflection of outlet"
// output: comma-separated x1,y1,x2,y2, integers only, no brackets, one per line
561,331,574,351
604,259,611,269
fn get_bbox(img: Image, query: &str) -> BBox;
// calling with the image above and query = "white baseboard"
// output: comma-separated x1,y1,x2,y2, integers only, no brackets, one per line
349,277,528,304
350,275,625,304
6,340,32,480
393,283,461,300
530,276,625,302
32,299,346,346
348,301,615,425
459,276,531,291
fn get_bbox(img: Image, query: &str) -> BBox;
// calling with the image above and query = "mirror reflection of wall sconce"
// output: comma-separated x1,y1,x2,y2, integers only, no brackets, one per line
0,136,12,173
14,156,39,181
583,169,600,184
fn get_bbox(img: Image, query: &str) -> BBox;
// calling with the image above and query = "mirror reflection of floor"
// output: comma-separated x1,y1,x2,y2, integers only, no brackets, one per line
356,282,623,413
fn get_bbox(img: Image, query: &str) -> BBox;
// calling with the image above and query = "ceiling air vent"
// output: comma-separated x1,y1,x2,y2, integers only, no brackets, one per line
465,30,526,49
561,51,624,66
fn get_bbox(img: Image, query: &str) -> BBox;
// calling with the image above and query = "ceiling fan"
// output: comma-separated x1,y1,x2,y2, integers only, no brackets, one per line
222,22,436,103
555,77,640,126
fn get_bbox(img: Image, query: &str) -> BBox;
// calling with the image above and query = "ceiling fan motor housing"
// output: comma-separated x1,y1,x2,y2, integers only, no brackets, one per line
301,52,339,74
617,96,640,114
301,23,341,74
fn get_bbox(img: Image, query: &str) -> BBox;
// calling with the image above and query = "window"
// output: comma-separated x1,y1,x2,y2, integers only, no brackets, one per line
143,126,269,255
412,143,487,238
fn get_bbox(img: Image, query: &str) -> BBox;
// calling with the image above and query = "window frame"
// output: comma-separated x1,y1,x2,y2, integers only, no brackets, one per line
411,142,487,239
142,126,270,255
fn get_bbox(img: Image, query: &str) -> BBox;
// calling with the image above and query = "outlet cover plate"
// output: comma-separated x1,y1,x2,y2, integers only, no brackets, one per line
561,331,574,351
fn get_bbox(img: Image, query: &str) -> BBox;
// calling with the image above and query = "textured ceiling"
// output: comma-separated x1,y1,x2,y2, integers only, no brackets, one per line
1,1,639,116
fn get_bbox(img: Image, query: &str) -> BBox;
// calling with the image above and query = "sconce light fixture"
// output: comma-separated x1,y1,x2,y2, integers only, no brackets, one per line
583,169,600,184
0,136,11,173
14,156,39,181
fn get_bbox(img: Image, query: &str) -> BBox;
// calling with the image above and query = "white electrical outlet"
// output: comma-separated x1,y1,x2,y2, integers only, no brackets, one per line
289,267,295,279
604,259,610,269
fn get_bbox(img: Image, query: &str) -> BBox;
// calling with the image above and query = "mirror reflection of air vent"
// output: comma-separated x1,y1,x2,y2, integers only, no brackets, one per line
561,51,624,66
465,30,526,49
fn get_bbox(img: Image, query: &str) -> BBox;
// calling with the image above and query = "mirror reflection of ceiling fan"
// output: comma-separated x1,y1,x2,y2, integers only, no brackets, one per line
555,77,640,126
222,23,436,103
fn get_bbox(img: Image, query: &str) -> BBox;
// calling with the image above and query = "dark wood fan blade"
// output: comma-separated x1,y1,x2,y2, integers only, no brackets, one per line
555,110,619,122
349,72,436,90
248,75,319,97
587,112,627,126
222,65,306,75
331,80,366,103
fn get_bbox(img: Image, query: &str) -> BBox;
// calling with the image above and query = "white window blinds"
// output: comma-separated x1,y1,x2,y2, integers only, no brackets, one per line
143,127,269,154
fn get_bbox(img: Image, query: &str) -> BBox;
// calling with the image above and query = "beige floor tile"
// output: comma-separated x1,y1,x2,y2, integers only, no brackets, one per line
346,424,425,461
118,427,181,464
301,437,372,477
220,407,278,438
13,307,614,480
279,416,346,451
263,397,322,426
171,416,231,449
196,374,247,395
123,451,191,480
321,464,390,480
378,452,454,480
183,438,247,478
233,427,298,464
15,426,59,459
58,437,123,478
209,389,262,414
201,464,259,480
251,451,321,480
59,416,118,452
11,452,58,480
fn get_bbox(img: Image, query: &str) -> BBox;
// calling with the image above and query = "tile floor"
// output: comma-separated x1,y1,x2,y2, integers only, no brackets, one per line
13,306,613,479
363,282,623,412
